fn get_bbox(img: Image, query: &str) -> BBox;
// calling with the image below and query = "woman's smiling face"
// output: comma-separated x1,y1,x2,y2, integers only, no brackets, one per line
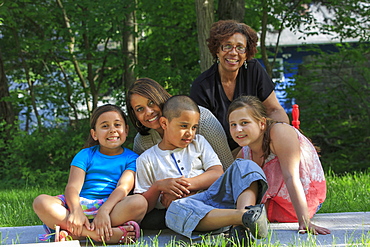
130,93,162,131
217,32,247,73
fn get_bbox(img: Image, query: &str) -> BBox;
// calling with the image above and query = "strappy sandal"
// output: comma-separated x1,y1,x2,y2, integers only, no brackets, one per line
58,230,69,241
39,225,70,242
39,224,56,241
228,225,252,246
118,221,141,244
242,204,268,239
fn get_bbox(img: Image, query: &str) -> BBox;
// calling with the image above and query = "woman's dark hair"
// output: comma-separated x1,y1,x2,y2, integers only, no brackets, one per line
227,96,276,161
84,104,128,148
207,20,258,62
126,78,171,135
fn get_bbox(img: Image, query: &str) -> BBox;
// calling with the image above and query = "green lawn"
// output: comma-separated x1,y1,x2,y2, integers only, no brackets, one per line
0,172,369,227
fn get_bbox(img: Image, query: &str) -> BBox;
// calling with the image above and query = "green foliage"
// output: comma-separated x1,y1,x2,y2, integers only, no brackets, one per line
0,121,89,188
319,1,370,42
1,0,369,184
287,44,370,173
136,0,200,95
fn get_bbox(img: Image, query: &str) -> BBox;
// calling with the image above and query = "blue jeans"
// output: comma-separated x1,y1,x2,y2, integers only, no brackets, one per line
165,159,268,238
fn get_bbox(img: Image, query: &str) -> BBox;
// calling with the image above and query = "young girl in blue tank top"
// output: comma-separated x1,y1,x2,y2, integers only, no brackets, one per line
33,104,147,244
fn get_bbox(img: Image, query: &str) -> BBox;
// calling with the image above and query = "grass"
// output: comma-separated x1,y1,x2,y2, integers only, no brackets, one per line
319,171,370,213
0,172,369,246
0,186,63,227
1,172,368,227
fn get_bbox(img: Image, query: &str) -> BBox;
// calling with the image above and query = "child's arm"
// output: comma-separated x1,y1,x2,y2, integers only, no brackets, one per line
183,135,224,192
270,124,330,235
160,136,224,208
182,165,223,192
160,166,223,208
92,169,135,241
135,151,191,212
142,177,191,212
64,166,92,237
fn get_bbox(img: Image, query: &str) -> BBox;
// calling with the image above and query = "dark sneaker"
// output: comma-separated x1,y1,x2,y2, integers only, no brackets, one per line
242,204,268,239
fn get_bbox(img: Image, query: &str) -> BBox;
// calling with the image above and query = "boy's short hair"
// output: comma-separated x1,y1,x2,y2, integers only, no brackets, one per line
162,95,200,121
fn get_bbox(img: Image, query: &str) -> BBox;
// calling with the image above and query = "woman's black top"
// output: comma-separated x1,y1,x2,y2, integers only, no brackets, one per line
190,59,275,150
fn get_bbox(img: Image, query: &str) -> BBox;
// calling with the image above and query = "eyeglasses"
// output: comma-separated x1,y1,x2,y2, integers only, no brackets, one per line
221,44,246,54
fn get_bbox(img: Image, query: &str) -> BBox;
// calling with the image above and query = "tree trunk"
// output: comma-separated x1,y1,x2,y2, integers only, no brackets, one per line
260,1,273,77
217,0,245,22
195,0,214,72
122,4,137,90
0,50,15,126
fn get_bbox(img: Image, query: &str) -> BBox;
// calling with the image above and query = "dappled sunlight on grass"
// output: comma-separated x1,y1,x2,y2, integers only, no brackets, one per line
0,186,62,227
320,171,370,213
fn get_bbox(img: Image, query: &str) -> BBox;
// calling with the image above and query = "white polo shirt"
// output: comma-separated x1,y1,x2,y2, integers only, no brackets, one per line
134,134,222,209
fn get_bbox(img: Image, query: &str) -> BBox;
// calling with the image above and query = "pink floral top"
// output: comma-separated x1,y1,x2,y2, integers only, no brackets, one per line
242,125,326,222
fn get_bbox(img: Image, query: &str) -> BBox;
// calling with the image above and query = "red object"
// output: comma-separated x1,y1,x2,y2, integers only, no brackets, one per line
292,104,300,129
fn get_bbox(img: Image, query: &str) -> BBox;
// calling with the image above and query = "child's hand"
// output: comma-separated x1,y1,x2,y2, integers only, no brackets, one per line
156,176,191,197
298,221,331,235
67,211,91,237
160,192,178,208
91,211,113,242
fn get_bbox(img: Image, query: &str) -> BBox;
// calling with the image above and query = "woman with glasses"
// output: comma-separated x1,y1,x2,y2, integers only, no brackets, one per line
190,20,289,155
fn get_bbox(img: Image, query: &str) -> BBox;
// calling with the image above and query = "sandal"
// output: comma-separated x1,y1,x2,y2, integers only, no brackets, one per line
118,221,141,244
39,224,70,242
228,225,252,247
242,204,268,239
39,224,56,241
58,230,69,241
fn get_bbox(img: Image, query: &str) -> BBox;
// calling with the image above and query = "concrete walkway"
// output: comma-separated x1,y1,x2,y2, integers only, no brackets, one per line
1,212,369,246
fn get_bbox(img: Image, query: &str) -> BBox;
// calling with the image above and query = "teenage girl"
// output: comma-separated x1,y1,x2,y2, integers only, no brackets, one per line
228,96,330,235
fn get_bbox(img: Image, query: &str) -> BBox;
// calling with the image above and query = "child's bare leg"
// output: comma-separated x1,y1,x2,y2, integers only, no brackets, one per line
33,194,69,229
236,181,258,210
195,181,259,231
109,194,148,226
33,194,138,243
195,208,245,231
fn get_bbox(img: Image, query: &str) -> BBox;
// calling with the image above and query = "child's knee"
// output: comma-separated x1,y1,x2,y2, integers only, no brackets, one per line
33,194,51,211
132,194,148,212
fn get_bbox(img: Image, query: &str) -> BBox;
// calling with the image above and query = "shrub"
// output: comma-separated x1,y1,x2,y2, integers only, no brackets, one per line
0,121,89,188
287,44,370,173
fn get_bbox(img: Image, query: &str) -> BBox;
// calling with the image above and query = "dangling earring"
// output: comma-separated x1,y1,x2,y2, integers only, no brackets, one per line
244,60,248,69
217,57,220,64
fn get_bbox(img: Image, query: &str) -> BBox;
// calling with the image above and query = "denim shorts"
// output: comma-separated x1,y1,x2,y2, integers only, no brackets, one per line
165,159,268,238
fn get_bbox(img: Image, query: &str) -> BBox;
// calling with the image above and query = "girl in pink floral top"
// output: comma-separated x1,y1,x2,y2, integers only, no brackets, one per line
228,96,330,235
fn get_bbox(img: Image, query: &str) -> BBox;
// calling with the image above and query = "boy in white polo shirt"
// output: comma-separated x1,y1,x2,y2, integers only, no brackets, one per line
134,95,224,229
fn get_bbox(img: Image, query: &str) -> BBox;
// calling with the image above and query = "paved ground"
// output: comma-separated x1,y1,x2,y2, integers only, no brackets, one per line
1,212,369,246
